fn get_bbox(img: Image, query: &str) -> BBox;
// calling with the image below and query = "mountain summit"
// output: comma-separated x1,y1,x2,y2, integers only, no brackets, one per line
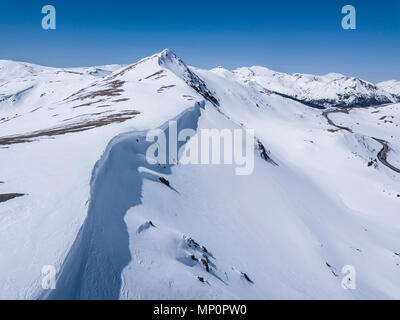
1,50,400,300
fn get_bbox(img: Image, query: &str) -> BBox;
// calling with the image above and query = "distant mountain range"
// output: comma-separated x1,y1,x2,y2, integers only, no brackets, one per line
211,65,400,109
1,49,400,300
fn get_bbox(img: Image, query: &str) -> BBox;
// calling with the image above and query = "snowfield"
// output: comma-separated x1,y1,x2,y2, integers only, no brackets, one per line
0,49,399,300
377,80,400,100
222,66,398,109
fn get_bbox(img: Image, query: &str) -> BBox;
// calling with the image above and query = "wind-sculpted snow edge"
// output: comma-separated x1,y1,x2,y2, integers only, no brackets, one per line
42,103,203,300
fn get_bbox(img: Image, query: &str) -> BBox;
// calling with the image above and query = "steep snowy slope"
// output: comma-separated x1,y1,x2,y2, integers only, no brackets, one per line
377,80,400,99
1,50,400,300
217,66,398,109
0,59,122,114
0,49,216,299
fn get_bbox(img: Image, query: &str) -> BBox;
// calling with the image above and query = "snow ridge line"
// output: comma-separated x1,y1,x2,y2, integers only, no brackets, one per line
42,102,204,300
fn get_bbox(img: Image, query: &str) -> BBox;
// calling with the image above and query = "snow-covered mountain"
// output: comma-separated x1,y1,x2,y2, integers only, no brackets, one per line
0,59,122,112
377,80,400,100
1,49,400,300
216,66,398,109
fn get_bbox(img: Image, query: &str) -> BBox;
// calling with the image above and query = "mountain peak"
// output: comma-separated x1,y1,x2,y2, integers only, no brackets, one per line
158,48,175,57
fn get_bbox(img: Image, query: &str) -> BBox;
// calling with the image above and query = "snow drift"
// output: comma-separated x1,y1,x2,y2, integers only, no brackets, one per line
1,49,400,300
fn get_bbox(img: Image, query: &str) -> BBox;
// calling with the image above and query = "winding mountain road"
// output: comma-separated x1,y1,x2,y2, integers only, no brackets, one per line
323,104,400,174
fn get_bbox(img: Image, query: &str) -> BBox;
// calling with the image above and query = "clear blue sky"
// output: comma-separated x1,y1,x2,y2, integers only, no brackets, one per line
0,0,399,83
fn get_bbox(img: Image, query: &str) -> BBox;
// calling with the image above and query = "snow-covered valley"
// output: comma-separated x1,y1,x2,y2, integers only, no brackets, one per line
0,49,399,300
